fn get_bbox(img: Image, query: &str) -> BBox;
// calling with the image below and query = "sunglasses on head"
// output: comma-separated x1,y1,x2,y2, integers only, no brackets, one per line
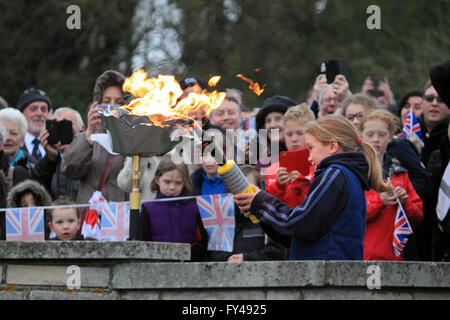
423,94,443,103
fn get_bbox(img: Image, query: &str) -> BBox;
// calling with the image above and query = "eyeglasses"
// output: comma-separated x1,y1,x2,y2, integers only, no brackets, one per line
345,112,364,122
423,95,443,103
323,97,340,103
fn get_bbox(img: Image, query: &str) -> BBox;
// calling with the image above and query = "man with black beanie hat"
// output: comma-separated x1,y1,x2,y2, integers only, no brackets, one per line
16,88,52,161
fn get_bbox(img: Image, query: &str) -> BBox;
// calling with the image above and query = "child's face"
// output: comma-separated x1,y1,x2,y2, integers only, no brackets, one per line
284,119,307,151
20,193,36,207
201,153,219,177
156,169,185,197
344,103,366,130
305,133,336,170
361,119,393,157
49,208,80,241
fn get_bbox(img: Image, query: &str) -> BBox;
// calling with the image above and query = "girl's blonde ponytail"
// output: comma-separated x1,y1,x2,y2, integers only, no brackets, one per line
359,140,392,193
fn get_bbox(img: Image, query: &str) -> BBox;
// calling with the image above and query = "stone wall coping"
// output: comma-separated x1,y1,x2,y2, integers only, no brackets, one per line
0,241,190,261
111,260,450,290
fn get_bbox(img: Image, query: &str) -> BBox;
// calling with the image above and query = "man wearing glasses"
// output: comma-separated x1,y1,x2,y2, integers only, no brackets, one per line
417,81,449,262
16,88,51,162
317,75,350,118
419,82,449,168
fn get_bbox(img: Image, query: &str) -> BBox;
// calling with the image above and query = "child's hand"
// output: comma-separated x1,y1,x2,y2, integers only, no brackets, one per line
234,184,261,217
227,253,243,262
288,170,300,182
394,186,408,205
379,191,397,207
276,167,290,185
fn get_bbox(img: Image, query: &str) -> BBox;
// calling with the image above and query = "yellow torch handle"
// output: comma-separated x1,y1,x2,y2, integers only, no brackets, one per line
242,184,260,224
217,160,260,224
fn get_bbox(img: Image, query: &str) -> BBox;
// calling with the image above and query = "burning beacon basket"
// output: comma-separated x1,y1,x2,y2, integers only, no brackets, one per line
101,108,193,157
100,108,196,241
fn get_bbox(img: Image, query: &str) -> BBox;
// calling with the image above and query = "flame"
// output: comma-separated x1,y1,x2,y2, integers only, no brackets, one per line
208,76,221,87
120,69,226,126
236,74,265,96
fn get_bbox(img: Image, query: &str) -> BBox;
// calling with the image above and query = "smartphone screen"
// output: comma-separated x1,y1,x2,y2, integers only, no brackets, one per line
45,119,73,145
58,120,74,145
279,148,310,176
323,59,347,84
46,119,59,145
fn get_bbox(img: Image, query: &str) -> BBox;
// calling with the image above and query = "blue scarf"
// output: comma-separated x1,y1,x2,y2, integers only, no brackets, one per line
9,149,24,167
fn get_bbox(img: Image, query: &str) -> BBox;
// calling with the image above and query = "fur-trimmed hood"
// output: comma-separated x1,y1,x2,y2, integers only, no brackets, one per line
7,179,52,208
92,70,134,105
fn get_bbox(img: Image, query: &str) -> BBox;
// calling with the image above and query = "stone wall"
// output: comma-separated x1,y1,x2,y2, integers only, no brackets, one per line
0,241,449,300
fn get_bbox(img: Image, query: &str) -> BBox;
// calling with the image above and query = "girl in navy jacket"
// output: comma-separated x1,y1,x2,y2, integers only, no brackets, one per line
234,115,392,260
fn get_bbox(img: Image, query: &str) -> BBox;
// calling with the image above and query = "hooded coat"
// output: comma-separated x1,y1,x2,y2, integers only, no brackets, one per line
61,70,133,205
6,179,52,208
250,153,370,260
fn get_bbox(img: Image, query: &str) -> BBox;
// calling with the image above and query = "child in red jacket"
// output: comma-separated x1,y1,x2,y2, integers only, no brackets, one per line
266,103,315,208
360,110,423,261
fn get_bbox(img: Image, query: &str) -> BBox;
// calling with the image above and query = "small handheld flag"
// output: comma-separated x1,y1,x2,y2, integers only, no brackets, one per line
398,109,424,146
392,202,413,257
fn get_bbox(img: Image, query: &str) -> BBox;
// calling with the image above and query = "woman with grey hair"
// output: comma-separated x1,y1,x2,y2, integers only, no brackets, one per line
0,108,36,188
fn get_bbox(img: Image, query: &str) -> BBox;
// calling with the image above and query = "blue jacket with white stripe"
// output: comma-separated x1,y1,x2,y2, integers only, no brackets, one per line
250,152,370,260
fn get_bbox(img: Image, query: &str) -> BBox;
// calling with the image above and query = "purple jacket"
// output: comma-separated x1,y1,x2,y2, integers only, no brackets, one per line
141,192,199,243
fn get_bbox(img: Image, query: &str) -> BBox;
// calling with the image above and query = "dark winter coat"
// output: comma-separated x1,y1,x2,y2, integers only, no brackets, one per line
386,138,433,202
250,153,370,260
32,154,79,201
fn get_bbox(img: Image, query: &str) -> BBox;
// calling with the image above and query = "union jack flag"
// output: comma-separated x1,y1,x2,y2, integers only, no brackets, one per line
100,202,130,241
5,208,45,241
196,193,235,252
393,203,413,257
398,109,423,146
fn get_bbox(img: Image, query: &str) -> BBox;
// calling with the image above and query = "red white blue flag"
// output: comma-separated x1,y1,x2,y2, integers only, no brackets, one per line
100,202,130,241
393,203,413,257
5,208,45,241
398,109,423,146
81,191,105,240
196,193,235,252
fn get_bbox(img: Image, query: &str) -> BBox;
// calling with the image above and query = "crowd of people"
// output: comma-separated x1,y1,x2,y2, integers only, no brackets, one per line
0,59,448,263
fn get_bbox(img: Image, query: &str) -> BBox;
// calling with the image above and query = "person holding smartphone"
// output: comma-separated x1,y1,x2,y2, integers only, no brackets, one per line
32,107,85,201
361,76,396,112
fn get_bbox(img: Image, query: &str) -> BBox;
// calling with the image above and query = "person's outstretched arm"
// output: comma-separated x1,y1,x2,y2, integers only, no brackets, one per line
236,166,348,242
